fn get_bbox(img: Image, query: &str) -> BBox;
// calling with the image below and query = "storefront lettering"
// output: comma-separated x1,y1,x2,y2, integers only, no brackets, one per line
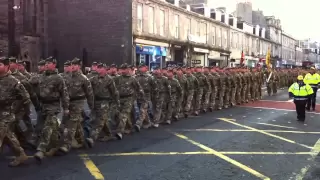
192,60,201,64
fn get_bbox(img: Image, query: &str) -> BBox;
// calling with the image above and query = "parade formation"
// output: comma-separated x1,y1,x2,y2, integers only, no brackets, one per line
0,56,318,168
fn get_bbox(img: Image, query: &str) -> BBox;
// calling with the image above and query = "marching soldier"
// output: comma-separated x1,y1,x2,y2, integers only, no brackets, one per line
0,57,30,166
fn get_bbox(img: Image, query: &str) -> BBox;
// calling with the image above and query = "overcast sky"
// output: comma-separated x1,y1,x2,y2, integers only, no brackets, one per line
214,0,318,41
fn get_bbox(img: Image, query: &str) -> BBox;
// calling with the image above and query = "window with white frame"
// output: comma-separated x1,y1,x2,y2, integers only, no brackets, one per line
159,10,165,36
216,28,221,46
148,7,154,34
137,3,143,31
223,30,227,47
212,26,216,45
204,23,208,43
186,18,191,35
196,21,200,36
174,14,179,38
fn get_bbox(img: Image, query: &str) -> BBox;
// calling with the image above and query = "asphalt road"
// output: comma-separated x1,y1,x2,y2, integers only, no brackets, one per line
1,88,320,180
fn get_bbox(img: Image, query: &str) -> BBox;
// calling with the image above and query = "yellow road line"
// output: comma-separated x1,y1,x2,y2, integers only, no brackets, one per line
80,154,104,180
217,118,312,149
221,152,314,155
174,133,270,180
295,138,320,180
177,128,320,134
256,122,297,129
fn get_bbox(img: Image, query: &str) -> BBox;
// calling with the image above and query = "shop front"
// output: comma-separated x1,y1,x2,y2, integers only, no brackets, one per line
208,50,227,67
191,47,209,67
135,44,167,71
245,56,259,68
281,60,295,68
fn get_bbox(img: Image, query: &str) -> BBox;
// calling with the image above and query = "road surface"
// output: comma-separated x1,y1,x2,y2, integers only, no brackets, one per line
1,88,320,180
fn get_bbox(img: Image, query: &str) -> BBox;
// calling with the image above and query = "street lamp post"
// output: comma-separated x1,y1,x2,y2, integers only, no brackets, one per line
8,0,16,57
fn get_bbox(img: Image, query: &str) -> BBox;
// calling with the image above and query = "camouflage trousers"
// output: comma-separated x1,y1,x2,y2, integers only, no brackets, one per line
14,107,33,143
176,91,184,115
193,88,204,112
162,93,174,121
224,88,231,107
202,89,211,110
241,85,247,103
257,84,262,99
91,101,112,140
136,98,152,127
153,92,165,124
236,86,242,104
218,88,226,109
250,83,257,100
116,96,134,133
184,90,194,113
108,102,118,130
62,101,85,149
0,120,25,156
246,84,252,101
267,82,277,95
209,87,217,109
37,112,60,152
230,87,236,106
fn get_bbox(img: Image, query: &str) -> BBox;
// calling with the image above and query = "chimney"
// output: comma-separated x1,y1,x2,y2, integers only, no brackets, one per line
174,0,179,6
204,7,210,17
186,4,190,11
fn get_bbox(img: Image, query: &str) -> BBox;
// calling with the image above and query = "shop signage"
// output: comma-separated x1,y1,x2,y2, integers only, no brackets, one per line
191,60,201,64
193,47,209,53
136,45,167,56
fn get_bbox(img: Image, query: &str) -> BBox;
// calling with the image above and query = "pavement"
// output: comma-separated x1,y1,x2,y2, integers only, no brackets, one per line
1,87,320,180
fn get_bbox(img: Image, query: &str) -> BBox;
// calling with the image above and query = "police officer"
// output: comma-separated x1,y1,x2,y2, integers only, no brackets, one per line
304,67,320,111
288,75,314,122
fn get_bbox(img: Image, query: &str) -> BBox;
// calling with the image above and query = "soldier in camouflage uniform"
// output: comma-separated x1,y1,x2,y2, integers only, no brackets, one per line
228,69,237,106
193,66,209,114
113,63,144,139
86,62,99,79
240,68,248,103
17,60,32,79
217,69,226,109
107,64,120,131
153,67,171,127
175,67,188,118
164,69,182,124
34,57,69,162
266,69,278,96
250,69,257,101
184,67,198,116
203,67,212,111
0,57,30,166
87,63,119,145
9,57,40,147
59,58,94,153
209,67,219,110
60,61,71,78
135,64,158,131
235,68,243,105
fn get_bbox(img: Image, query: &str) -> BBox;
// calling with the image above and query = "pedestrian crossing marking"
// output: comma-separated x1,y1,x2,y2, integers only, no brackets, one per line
173,133,270,180
217,118,312,149
79,154,104,180
255,122,297,129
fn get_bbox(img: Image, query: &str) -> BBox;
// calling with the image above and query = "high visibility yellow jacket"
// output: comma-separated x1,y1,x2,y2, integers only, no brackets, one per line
288,82,314,100
304,73,320,88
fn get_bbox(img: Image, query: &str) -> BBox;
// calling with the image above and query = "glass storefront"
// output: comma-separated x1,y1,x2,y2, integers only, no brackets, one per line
136,45,167,71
